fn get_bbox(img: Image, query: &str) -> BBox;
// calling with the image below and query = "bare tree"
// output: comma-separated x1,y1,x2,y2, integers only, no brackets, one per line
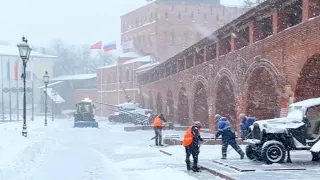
48,40,115,77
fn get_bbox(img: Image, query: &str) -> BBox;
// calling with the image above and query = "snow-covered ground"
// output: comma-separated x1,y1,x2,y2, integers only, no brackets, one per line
0,118,219,180
1,118,320,180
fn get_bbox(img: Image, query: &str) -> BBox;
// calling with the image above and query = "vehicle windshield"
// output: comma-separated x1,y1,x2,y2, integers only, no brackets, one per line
78,104,92,113
287,106,304,119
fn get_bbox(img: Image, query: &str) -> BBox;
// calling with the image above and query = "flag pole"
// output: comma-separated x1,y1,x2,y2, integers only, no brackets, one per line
1,56,4,121
117,57,120,105
16,61,19,121
32,80,34,121
8,58,12,121
100,67,102,117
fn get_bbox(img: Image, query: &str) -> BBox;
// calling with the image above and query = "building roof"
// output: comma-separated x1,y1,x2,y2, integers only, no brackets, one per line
0,45,57,58
46,88,65,103
135,61,160,71
50,74,96,81
123,55,155,65
119,52,141,58
96,63,117,69
38,81,63,89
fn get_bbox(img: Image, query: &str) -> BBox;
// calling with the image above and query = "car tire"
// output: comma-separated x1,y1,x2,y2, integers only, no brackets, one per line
261,141,286,164
245,145,256,160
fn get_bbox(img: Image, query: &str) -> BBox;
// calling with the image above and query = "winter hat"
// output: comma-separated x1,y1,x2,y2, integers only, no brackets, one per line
194,121,202,127
215,114,221,120
239,114,246,119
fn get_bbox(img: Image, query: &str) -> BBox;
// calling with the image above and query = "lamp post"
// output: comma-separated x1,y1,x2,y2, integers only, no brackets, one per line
51,90,57,121
17,36,32,137
43,71,49,126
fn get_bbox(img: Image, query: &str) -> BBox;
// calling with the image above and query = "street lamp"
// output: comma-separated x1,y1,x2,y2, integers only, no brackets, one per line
43,71,50,126
51,89,57,121
17,36,32,137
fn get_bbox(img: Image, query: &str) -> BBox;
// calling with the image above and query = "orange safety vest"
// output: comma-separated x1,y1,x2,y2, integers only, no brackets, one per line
182,126,200,147
152,116,163,127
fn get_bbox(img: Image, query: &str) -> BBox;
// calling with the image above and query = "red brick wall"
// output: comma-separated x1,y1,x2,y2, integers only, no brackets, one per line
139,16,320,133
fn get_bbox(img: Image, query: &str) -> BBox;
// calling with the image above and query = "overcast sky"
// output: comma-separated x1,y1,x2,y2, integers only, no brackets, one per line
0,0,243,50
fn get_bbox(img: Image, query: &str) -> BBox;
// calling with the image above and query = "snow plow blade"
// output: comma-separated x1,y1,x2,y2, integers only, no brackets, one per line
74,121,99,128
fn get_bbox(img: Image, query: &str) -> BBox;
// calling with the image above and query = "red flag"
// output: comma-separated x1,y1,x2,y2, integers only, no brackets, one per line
14,60,18,80
90,41,102,49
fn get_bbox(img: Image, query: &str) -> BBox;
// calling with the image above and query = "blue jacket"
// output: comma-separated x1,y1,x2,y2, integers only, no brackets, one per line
240,117,256,131
215,117,235,141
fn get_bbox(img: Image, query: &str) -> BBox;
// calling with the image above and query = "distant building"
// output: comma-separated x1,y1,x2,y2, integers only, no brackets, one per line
45,73,97,114
120,0,249,62
96,52,155,116
0,45,57,118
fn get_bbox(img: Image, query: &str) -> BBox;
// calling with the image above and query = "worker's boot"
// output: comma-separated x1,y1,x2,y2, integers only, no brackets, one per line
240,151,245,159
185,160,191,171
221,154,227,159
192,163,201,172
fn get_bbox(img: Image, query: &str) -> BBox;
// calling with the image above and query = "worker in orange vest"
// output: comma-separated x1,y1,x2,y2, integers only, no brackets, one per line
182,121,203,172
152,113,166,146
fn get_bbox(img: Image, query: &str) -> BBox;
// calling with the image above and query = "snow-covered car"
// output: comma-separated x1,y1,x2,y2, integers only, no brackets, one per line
244,97,320,164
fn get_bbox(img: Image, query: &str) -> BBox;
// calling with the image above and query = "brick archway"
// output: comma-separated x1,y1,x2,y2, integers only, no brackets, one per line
295,54,320,101
244,60,280,120
246,67,279,120
215,75,237,130
156,92,163,114
177,87,189,125
148,90,153,110
166,90,174,122
193,81,209,128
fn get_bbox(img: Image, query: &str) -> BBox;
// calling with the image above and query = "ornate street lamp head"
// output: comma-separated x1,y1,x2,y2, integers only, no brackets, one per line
43,71,50,85
17,36,32,61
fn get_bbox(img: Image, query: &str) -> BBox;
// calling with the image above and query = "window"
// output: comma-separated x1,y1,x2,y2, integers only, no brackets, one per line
135,18,138,27
148,35,152,47
183,32,189,47
198,6,200,14
185,4,188,13
191,11,194,21
165,10,168,19
150,12,153,21
171,5,174,12
170,31,175,46
210,6,213,15
178,11,181,20
197,32,201,40
126,69,130,81
204,13,207,22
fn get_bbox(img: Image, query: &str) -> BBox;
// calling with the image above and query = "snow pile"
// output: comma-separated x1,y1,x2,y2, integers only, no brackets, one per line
0,131,32,167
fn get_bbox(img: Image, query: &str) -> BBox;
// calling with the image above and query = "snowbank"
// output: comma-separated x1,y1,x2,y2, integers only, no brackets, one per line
0,131,32,167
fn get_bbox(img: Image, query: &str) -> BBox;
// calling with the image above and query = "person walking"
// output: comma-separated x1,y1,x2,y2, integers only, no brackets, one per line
239,114,256,140
182,121,203,172
215,114,245,160
152,113,166,146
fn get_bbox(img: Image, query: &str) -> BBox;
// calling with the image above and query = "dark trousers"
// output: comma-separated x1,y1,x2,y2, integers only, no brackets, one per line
222,139,243,157
154,127,162,145
185,145,199,169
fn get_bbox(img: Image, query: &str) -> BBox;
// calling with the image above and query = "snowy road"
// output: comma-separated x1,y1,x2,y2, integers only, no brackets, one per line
0,118,219,180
